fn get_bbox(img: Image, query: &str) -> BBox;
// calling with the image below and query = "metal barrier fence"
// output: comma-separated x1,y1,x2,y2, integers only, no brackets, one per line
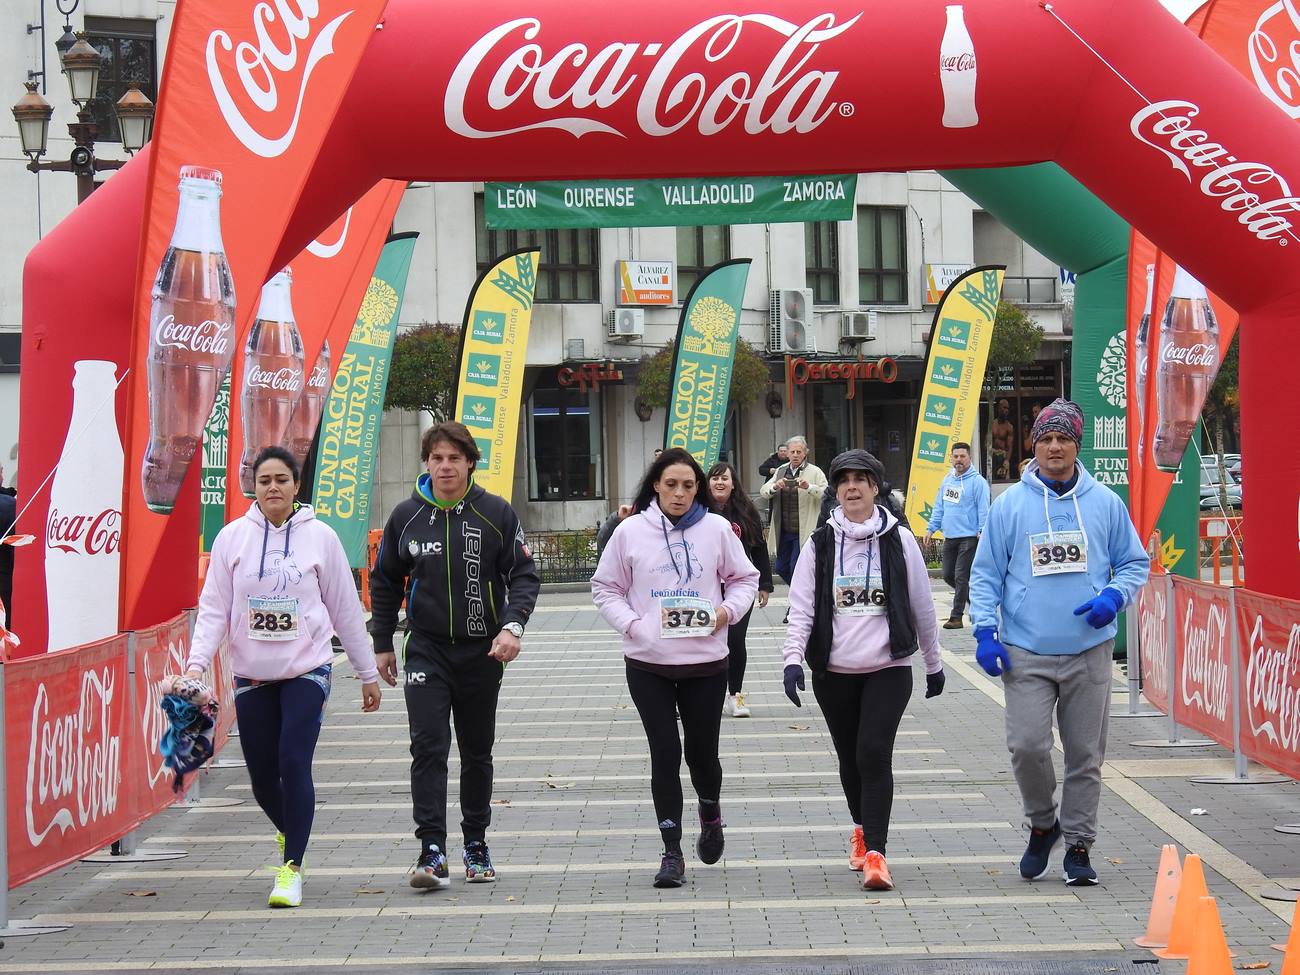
1200,515,1244,587
528,529,600,584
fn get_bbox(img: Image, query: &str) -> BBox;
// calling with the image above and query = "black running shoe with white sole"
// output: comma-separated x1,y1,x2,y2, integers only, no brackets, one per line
1019,820,1062,880
409,846,450,889
1062,842,1099,886
653,851,686,888
463,840,497,883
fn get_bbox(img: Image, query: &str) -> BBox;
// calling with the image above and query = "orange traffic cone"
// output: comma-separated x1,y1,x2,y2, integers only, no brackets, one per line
1155,853,1209,959
1134,844,1182,948
1279,898,1300,973
1186,896,1233,975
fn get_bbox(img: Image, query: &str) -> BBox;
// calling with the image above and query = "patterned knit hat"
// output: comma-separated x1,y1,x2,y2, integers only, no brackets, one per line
1030,398,1084,447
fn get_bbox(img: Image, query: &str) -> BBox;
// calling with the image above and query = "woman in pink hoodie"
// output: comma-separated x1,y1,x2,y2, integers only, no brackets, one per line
782,449,945,892
592,448,759,889
183,446,389,909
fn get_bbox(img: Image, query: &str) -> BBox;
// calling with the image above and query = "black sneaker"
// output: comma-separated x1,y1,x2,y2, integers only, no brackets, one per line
1019,820,1062,880
653,851,686,888
697,815,725,865
409,846,450,889
1062,842,1099,886
463,840,497,883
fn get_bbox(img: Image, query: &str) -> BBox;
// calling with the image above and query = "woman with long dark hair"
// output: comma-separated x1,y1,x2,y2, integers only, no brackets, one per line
592,448,759,888
706,461,773,717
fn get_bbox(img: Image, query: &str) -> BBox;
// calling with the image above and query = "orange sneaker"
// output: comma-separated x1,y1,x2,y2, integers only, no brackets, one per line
848,826,867,871
862,850,894,891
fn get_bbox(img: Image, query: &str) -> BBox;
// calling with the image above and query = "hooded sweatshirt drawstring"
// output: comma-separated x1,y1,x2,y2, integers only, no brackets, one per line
657,501,708,586
257,505,297,580
1037,471,1089,548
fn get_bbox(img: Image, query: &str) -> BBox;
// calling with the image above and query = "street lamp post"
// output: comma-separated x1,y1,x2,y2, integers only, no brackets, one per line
11,32,154,204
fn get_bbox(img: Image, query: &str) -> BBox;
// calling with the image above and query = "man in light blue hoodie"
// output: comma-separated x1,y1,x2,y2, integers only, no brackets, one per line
968,399,1149,888
924,442,989,629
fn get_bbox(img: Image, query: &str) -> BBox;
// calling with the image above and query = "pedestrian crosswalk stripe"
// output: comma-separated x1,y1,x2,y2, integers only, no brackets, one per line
178,797,988,813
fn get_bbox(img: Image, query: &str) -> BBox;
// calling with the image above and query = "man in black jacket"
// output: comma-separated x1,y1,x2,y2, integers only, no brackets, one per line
370,422,540,890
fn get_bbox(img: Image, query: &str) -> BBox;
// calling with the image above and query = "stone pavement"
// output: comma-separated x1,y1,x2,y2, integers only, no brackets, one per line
1,582,1297,973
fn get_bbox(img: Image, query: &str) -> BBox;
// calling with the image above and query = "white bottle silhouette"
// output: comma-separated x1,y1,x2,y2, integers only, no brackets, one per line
46,360,124,652
941,5,978,128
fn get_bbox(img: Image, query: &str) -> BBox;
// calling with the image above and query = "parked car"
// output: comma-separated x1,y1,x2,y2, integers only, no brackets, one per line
1199,466,1242,510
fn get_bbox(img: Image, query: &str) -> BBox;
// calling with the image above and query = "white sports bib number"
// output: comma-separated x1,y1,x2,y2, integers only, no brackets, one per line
1028,531,1088,576
247,596,300,642
659,596,715,638
943,485,962,504
834,574,886,616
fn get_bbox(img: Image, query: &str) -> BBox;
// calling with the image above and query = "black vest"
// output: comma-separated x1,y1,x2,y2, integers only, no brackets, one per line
804,506,918,674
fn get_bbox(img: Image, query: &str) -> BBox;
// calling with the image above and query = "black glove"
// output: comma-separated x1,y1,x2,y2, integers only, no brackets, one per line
783,664,805,707
925,670,946,699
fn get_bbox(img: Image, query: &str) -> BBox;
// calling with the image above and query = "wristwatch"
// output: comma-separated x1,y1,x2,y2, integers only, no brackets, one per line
501,622,524,639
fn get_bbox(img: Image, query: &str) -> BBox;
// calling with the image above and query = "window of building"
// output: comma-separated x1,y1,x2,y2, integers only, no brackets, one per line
805,221,840,305
983,363,1064,483
84,18,157,144
858,206,907,304
526,378,604,501
474,196,599,302
811,384,850,468
676,225,730,299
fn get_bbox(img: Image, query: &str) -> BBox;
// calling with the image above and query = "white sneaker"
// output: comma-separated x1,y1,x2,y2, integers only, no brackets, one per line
732,692,751,717
723,695,736,716
268,862,302,908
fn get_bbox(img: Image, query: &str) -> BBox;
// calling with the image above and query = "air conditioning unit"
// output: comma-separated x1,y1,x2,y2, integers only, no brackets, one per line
607,307,645,341
841,311,878,342
768,288,816,354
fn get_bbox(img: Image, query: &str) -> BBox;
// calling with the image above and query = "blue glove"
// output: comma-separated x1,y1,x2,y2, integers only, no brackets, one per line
925,670,946,698
974,626,1011,677
783,664,805,707
1073,587,1125,628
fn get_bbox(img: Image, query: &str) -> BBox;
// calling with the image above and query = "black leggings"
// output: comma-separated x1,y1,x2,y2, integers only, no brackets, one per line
625,663,727,843
812,665,913,854
233,671,329,866
726,607,753,694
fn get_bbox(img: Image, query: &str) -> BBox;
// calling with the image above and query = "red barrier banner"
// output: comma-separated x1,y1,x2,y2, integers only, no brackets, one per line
131,613,191,818
1137,581,1170,714
1171,577,1234,746
1236,588,1300,780
210,642,236,754
5,634,131,888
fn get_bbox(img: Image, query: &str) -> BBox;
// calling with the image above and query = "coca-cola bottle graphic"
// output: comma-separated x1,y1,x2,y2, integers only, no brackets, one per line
1135,263,1155,454
238,268,305,497
285,340,331,475
1153,265,1220,472
142,166,237,513
46,360,124,652
940,5,978,128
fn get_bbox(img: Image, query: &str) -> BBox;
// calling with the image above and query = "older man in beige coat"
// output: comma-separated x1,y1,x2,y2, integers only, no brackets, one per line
760,436,827,586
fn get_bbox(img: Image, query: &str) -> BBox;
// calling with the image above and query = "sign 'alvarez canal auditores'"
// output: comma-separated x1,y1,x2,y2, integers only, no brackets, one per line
485,175,857,229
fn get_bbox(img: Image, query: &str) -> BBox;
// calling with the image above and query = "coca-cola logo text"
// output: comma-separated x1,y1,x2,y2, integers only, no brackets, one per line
1249,1,1300,120
46,507,121,557
1244,614,1300,753
308,363,329,388
246,365,305,392
206,2,353,158
1160,342,1218,369
306,206,353,258
155,315,232,357
1138,584,1169,701
26,667,122,846
1180,596,1229,722
941,53,975,71
1130,100,1300,246
445,14,860,140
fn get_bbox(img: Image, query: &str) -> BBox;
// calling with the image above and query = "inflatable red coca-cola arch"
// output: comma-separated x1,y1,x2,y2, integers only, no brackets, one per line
15,0,1300,654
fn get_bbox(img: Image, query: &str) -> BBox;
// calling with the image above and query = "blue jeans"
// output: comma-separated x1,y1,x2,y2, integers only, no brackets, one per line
774,531,801,586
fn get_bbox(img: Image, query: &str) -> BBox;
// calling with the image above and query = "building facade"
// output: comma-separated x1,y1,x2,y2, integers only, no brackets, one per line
1,3,1068,531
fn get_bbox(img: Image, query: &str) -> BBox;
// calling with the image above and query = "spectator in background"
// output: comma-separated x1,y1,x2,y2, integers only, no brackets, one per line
760,436,827,586
758,444,789,481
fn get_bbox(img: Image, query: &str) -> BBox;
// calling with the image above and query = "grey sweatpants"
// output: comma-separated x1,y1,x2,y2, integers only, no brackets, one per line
1002,640,1114,849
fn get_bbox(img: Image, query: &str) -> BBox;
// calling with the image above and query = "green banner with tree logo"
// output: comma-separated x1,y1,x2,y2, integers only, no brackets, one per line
313,235,417,567
664,259,751,469
485,176,856,229
199,375,231,553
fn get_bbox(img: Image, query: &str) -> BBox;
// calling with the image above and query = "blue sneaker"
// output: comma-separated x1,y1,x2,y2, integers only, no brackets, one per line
463,840,497,883
1062,842,1099,886
1019,820,1062,880
409,846,450,889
